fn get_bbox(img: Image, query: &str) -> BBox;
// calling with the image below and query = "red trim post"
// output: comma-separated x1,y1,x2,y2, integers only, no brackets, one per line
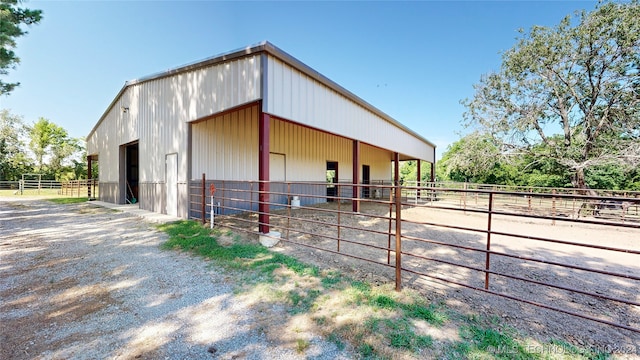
259,112,270,234
352,140,360,213
87,155,92,198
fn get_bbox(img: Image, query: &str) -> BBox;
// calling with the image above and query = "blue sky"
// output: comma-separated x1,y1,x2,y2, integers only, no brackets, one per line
0,0,597,159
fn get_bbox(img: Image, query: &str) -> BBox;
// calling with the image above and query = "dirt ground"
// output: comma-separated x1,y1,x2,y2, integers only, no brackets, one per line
2,197,638,358
0,199,348,360
222,200,640,356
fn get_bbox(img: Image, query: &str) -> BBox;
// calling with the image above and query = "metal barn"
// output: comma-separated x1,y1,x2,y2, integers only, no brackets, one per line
86,42,436,225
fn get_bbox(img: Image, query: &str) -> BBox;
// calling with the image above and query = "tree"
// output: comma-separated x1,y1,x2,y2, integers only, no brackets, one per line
0,108,31,180
0,0,43,95
437,132,519,184
463,1,640,190
28,117,53,171
28,117,82,179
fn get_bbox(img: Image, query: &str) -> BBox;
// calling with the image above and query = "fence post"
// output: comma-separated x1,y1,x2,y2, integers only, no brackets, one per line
387,185,392,265
287,182,291,241
552,189,557,226
395,181,402,291
221,180,226,216
394,152,402,291
201,173,206,225
485,192,494,290
337,183,342,252
463,182,467,212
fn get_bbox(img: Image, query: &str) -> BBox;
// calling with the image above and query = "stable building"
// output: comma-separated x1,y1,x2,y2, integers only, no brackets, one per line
86,41,436,225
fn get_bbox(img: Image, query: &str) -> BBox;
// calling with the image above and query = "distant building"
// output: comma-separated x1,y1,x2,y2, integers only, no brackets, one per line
86,42,435,225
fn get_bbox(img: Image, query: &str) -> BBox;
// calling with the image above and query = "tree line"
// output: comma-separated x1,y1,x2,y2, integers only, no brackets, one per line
0,109,88,181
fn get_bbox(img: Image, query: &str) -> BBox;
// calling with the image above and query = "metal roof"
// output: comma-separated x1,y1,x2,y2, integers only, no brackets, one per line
87,41,435,150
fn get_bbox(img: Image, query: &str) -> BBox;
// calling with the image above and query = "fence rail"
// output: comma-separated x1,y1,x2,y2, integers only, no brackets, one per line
60,179,99,198
188,177,640,335
0,179,99,197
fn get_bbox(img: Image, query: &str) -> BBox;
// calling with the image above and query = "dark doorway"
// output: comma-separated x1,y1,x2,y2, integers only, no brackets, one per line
362,165,370,198
326,161,338,201
125,142,139,203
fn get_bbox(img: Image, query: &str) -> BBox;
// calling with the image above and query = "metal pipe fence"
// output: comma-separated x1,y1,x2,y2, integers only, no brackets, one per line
1,179,61,194
0,179,99,197
188,178,640,335
60,179,99,198
405,181,640,223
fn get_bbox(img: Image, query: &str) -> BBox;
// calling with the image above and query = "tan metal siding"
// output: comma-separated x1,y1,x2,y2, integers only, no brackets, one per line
361,143,393,182
266,56,434,162
271,119,352,182
191,106,259,180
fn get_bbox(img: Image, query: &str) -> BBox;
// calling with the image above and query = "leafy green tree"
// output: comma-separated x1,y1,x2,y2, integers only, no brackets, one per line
437,132,518,184
399,160,416,185
0,0,43,95
28,117,83,179
28,117,53,171
398,160,433,185
515,137,573,187
49,132,81,174
463,1,640,190
0,108,32,180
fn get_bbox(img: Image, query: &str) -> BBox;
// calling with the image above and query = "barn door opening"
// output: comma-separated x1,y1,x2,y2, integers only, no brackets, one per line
165,153,177,216
326,161,338,201
362,165,370,198
120,141,139,204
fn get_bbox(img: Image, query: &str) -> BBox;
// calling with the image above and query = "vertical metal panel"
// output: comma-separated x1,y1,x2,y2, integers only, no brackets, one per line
266,55,434,162
191,105,259,180
361,143,393,182
268,119,352,182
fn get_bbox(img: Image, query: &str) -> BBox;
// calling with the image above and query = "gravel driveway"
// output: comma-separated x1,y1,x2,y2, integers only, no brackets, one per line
0,199,348,360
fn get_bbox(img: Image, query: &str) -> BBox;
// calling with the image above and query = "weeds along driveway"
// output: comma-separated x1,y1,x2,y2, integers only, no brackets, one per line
0,199,348,360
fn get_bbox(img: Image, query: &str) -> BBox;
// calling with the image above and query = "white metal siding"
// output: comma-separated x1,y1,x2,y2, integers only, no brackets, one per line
265,55,434,163
87,55,262,184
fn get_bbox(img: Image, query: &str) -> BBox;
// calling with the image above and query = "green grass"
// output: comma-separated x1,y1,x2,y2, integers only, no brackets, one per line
443,324,611,360
158,220,613,360
159,221,318,282
47,197,88,204
295,338,310,353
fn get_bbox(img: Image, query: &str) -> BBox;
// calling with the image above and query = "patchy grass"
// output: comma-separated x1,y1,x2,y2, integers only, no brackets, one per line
47,197,88,204
159,220,614,359
442,319,610,360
